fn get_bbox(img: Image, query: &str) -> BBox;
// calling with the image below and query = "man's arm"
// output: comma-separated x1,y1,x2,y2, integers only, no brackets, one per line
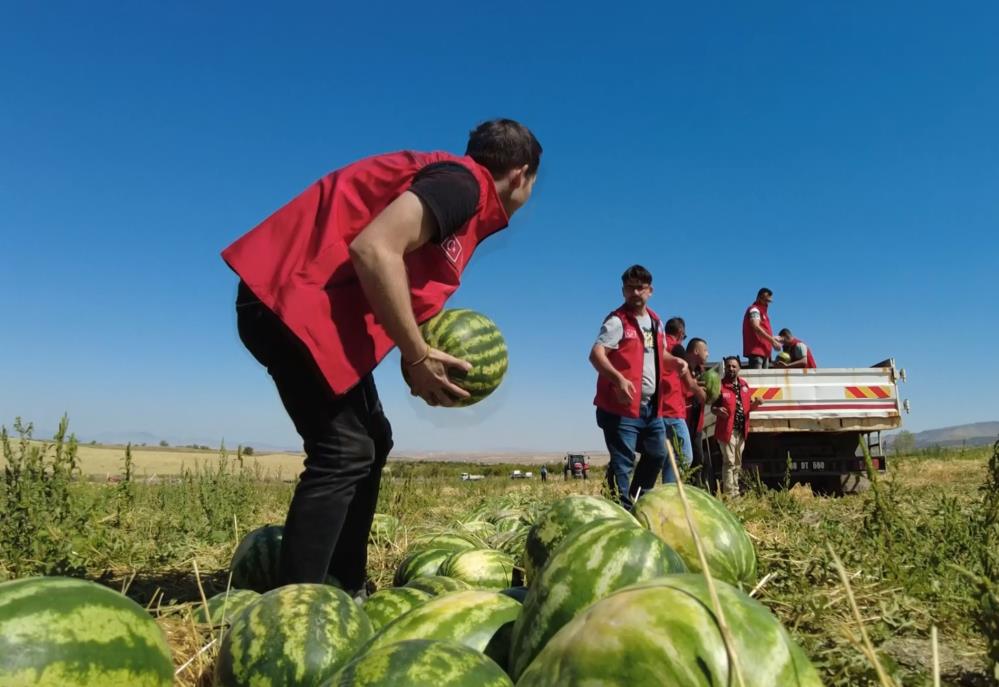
348,190,471,406
683,368,707,403
589,343,635,403
749,309,781,347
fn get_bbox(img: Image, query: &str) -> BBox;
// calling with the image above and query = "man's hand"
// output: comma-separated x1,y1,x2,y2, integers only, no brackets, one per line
715,406,730,419
751,396,763,408
405,347,473,407
615,377,636,404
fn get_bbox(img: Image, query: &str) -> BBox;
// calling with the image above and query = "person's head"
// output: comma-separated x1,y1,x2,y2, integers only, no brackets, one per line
686,337,709,366
723,355,741,380
665,317,686,342
756,288,773,307
466,119,542,217
620,265,653,311
777,327,793,347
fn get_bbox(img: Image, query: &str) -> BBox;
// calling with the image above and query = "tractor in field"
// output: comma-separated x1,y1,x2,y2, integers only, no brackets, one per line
563,453,590,480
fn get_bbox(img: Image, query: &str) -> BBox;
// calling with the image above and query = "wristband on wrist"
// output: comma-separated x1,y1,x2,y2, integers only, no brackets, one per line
406,345,431,367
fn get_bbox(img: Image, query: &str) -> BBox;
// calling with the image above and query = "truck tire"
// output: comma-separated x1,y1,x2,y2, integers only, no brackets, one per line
810,474,870,497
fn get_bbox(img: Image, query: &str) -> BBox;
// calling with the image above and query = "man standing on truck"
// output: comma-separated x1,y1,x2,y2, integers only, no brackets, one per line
774,328,817,369
223,119,542,599
742,288,782,369
712,356,762,497
589,265,688,510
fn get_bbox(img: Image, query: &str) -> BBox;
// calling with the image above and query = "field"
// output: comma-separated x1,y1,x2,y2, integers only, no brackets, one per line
2,421,998,686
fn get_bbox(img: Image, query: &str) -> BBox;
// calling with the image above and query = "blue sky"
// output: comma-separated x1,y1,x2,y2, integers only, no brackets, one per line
2,3,996,452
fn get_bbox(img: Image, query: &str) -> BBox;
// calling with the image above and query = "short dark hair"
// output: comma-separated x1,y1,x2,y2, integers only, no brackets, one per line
723,355,741,367
621,264,652,285
778,328,792,338
686,337,707,354
757,288,773,299
466,119,542,178
665,317,685,337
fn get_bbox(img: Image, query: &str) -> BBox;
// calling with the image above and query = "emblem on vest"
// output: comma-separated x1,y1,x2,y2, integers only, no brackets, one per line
441,236,462,264
623,328,637,339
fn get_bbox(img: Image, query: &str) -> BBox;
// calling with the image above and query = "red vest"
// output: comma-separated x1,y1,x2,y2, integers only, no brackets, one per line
742,301,773,357
786,337,817,368
660,334,688,419
714,377,753,443
221,151,509,395
594,306,664,419
685,366,706,434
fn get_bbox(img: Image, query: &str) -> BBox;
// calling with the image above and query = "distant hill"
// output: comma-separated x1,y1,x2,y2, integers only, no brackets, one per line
889,422,999,449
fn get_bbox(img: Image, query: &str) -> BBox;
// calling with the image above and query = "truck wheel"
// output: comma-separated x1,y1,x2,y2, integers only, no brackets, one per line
840,474,870,495
809,476,844,497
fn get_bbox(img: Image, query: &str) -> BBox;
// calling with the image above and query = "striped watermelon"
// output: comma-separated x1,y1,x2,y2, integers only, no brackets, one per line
230,524,340,592
700,368,722,404
407,532,480,556
408,309,508,406
633,484,757,588
215,583,373,687
515,574,823,687
487,526,530,560
320,639,512,687
362,587,432,631
369,514,400,545
524,495,639,584
363,590,520,670
394,548,454,587
457,520,498,539
403,575,472,596
509,518,687,679
0,576,173,687
437,549,514,590
193,588,259,626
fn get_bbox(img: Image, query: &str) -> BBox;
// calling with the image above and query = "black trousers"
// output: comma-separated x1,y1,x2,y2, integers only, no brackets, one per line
236,284,393,592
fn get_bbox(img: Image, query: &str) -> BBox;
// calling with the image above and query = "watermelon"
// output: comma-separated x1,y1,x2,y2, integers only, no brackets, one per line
403,575,472,596
362,587,432,631
394,548,454,587
363,590,520,670
515,574,823,687
524,495,639,584
193,588,259,626
405,308,508,406
700,368,722,404
0,576,173,687
633,484,757,588
487,527,530,561
215,583,373,687
437,549,514,589
320,639,513,687
407,532,480,556
509,518,687,679
369,513,400,545
458,520,497,539
230,524,340,592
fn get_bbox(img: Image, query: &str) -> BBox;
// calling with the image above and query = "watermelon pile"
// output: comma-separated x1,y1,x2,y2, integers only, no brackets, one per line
404,308,509,407
0,491,822,686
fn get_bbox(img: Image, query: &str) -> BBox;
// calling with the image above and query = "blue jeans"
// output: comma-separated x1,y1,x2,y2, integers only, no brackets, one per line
662,417,693,484
597,403,667,510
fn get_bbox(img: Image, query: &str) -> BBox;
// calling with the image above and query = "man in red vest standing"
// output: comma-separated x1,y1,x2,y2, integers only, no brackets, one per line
774,328,817,369
589,265,688,510
222,119,542,598
742,288,782,369
712,356,762,496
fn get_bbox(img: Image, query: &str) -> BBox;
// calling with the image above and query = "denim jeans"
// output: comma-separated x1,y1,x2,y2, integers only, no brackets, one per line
662,417,693,484
597,403,667,510
747,355,770,369
237,283,392,592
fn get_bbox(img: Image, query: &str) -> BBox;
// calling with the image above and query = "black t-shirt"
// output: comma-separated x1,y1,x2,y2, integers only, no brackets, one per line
408,162,480,242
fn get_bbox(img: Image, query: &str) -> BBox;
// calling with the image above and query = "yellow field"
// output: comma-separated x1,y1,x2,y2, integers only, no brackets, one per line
69,444,307,481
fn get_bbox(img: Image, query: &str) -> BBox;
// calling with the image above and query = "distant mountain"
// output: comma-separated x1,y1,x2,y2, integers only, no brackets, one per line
889,422,999,449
